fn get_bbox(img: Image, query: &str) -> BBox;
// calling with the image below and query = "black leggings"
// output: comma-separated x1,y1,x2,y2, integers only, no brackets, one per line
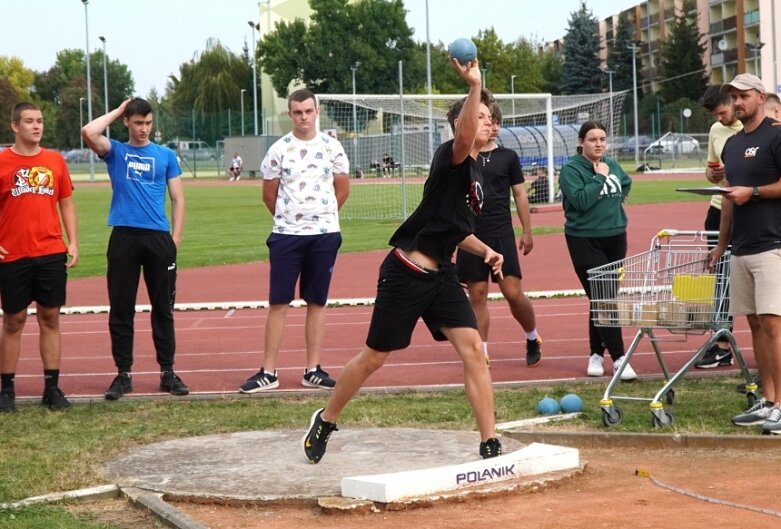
565,233,627,360
107,227,177,372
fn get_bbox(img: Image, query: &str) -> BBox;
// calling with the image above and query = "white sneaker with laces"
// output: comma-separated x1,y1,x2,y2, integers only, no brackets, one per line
587,354,604,377
613,355,638,381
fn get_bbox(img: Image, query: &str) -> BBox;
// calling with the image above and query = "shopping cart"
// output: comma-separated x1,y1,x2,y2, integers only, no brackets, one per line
587,229,758,428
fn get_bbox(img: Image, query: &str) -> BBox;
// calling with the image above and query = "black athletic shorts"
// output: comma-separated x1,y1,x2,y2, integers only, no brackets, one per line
455,235,522,283
267,232,342,305
365,249,477,352
0,253,67,314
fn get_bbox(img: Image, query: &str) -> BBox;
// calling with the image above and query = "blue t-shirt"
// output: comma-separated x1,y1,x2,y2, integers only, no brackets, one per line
102,140,181,231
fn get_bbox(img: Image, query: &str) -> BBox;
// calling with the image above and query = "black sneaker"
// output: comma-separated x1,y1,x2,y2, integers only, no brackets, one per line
160,371,190,395
694,344,733,369
526,337,542,367
42,387,71,410
0,390,16,413
301,365,336,389
238,368,279,393
105,373,133,401
479,437,502,459
302,408,338,464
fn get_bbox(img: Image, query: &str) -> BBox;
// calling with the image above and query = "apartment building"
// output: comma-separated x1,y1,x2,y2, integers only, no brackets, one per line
600,0,780,94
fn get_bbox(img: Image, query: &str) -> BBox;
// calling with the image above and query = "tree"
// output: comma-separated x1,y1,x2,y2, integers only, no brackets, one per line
0,77,21,144
257,0,421,131
472,29,543,94
34,49,134,147
0,56,35,97
560,1,602,95
538,49,564,95
606,15,639,93
657,0,708,104
165,38,252,145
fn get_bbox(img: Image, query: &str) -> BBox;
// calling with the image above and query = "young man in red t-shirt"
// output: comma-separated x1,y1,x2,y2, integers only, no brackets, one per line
0,102,79,412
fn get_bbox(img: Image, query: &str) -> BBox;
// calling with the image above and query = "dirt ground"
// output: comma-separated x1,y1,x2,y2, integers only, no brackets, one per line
168,447,779,529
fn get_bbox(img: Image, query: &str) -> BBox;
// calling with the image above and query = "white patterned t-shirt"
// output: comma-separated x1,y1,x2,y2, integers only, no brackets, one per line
261,132,349,235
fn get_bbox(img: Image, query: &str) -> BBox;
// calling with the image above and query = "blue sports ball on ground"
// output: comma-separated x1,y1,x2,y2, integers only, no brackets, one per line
537,396,560,415
560,393,584,413
448,38,478,65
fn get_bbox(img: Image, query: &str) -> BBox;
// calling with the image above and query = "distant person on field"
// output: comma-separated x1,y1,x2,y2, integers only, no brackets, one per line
456,103,542,367
528,163,550,204
558,120,637,381
238,89,350,393
228,152,243,181
302,59,504,465
695,85,743,369
710,74,781,434
765,93,781,121
82,97,189,401
0,102,79,412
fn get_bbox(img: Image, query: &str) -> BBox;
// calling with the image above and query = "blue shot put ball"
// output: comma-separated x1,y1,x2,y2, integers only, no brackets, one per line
559,393,584,413
537,396,561,415
448,38,478,66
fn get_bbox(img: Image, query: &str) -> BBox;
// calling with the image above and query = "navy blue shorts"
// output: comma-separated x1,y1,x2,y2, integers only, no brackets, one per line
456,235,522,283
0,253,67,314
366,250,477,352
267,232,342,305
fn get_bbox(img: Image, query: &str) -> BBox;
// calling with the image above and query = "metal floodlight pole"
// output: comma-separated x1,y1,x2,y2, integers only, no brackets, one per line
425,0,434,161
79,97,85,150
628,43,640,168
351,61,360,171
510,74,517,126
605,69,614,156
240,89,247,136
98,35,109,139
81,0,95,181
746,42,765,74
248,21,259,136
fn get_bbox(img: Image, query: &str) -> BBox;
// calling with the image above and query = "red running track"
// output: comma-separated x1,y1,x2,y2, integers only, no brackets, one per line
11,199,755,399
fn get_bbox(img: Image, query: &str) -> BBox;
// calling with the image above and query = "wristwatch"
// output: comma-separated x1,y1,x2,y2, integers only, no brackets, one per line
752,186,761,201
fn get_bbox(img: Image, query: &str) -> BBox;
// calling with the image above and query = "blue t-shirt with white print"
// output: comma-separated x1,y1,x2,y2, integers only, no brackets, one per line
102,139,181,231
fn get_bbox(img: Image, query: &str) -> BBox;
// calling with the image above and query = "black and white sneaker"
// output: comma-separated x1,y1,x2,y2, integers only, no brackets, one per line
239,368,279,393
732,398,773,426
301,365,336,389
302,408,338,464
479,437,502,459
695,344,733,369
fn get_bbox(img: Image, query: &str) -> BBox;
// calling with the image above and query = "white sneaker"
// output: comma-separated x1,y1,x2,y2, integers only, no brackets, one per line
613,355,637,381
587,354,604,377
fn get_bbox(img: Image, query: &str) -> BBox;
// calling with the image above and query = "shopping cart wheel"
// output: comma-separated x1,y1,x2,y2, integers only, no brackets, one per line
665,389,675,405
651,409,674,428
601,406,624,427
746,392,759,407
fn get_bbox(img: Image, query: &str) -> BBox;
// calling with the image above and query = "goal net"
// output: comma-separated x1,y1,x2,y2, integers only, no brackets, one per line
317,91,628,220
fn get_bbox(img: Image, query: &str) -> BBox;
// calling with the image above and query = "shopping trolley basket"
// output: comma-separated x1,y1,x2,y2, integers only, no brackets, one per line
587,229,758,428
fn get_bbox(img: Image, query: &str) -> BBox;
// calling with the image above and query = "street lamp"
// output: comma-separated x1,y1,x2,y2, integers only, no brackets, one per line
351,61,361,171
745,42,765,75
79,97,85,149
81,0,95,181
605,69,614,155
98,35,109,139
240,89,247,136
248,21,259,136
627,43,640,168
510,74,517,126
481,63,490,89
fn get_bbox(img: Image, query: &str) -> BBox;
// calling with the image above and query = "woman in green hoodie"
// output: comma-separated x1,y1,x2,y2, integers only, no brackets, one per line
559,120,637,381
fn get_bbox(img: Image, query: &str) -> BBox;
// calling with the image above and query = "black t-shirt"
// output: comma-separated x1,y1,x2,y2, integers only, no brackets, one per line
474,146,524,238
389,140,484,265
721,117,781,256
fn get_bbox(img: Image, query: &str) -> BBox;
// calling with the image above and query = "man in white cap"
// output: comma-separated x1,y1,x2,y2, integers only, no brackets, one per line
710,73,781,434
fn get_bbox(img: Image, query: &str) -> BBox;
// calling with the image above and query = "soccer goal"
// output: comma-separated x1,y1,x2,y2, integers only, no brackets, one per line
317,91,627,220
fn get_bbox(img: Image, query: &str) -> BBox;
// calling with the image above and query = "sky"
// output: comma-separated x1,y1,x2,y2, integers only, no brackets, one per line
1,0,639,97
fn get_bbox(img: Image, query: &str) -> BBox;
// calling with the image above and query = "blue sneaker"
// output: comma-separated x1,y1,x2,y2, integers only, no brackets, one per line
239,368,279,393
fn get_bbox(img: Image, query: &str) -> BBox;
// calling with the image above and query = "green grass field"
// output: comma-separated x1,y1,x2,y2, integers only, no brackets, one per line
68,177,708,278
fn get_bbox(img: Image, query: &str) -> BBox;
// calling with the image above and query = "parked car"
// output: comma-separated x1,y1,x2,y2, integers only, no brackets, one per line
647,133,700,154
64,148,92,163
613,135,652,155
